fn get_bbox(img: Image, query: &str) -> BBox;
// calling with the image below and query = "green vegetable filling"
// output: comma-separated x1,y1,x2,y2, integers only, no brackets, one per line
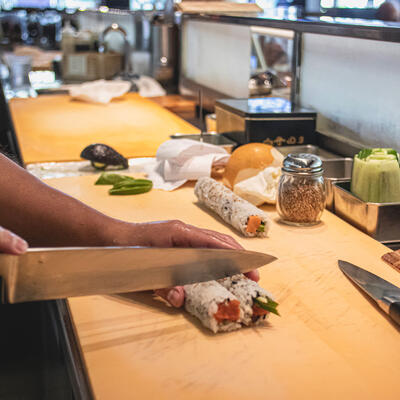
254,296,280,316
256,222,265,233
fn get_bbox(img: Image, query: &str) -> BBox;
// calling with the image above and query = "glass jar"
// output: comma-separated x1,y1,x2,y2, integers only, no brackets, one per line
277,153,326,226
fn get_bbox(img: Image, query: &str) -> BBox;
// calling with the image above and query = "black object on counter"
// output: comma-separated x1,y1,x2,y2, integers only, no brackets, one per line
80,143,128,170
215,97,316,147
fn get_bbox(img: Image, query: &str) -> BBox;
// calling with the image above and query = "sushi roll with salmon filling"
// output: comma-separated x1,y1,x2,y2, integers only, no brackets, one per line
220,274,279,326
184,281,242,333
194,177,271,238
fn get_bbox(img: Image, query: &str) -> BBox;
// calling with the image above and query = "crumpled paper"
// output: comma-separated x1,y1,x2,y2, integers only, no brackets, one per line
132,75,166,97
140,139,230,191
68,79,131,104
233,166,282,206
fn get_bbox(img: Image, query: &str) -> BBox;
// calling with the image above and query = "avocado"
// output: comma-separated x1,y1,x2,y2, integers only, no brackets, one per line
80,143,128,170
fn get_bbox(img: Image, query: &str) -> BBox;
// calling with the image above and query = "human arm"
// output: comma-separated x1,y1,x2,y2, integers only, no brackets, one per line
0,153,258,306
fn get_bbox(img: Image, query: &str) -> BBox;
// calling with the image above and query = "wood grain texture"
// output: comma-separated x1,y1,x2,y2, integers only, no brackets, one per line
9,93,199,164
44,174,400,400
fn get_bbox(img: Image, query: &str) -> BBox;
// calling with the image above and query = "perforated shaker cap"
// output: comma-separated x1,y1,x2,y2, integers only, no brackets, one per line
282,153,323,174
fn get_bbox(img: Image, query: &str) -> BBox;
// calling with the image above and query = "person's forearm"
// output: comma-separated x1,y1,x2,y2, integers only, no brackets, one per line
0,154,125,247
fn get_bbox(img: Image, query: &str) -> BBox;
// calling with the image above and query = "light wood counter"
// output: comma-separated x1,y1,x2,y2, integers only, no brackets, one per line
9,93,199,164
45,174,400,400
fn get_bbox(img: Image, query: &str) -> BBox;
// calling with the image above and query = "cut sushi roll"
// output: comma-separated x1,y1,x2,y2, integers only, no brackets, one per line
220,274,279,326
194,177,271,237
184,281,242,333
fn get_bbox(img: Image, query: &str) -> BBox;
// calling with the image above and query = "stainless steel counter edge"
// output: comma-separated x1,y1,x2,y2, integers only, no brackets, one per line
182,13,400,43
54,300,95,400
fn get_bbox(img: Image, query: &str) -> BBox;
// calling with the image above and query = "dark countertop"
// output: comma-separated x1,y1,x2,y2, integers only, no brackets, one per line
182,10,400,43
0,299,93,400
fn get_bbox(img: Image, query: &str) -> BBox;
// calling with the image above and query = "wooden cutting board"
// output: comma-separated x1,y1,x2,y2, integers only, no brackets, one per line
9,93,199,164
45,174,400,400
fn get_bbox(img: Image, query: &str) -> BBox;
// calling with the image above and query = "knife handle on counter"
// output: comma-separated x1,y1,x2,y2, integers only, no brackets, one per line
389,302,400,326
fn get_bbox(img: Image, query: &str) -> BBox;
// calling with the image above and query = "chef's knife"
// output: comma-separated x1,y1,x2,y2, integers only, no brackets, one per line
338,260,400,326
0,247,277,304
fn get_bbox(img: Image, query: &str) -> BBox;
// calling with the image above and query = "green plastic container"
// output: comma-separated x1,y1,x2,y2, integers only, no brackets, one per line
351,148,400,203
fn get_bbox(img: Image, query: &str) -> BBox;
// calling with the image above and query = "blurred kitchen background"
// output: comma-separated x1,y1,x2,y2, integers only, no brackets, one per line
0,0,395,100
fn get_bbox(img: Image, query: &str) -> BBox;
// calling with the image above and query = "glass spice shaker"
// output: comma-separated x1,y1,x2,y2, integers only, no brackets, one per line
277,153,326,226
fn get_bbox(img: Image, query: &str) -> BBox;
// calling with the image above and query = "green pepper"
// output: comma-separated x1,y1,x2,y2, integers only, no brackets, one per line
109,184,152,195
95,172,135,185
254,296,280,316
112,179,153,189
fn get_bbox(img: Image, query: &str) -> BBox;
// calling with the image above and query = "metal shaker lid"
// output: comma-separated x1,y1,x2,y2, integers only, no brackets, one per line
282,153,323,173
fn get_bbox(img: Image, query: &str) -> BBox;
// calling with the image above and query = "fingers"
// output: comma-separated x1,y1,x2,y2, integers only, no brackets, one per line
0,227,28,255
155,286,185,308
201,228,244,250
173,221,244,250
155,271,259,308
245,269,260,282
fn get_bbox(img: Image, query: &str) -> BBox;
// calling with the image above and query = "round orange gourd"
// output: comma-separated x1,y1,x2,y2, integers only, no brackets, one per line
223,143,283,188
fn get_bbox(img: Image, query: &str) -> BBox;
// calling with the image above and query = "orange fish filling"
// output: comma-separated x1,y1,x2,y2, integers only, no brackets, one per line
246,215,262,234
214,300,241,323
252,304,269,317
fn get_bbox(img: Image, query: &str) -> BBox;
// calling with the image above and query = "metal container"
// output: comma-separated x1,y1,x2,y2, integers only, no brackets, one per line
277,144,340,160
170,133,236,154
323,158,353,210
215,97,316,146
277,153,326,226
333,180,400,244
151,17,177,86
278,147,353,210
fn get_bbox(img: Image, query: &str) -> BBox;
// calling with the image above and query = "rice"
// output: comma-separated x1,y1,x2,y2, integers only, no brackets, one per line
220,274,275,326
194,177,271,237
184,280,242,333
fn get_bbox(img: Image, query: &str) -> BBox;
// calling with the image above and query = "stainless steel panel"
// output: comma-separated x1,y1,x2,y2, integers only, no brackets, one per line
333,181,400,243
277,145,340,160
323,158,353,210
215,106,246,136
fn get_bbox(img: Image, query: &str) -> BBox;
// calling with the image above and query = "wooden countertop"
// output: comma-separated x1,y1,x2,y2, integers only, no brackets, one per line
9,93,199,164
45,174,400,400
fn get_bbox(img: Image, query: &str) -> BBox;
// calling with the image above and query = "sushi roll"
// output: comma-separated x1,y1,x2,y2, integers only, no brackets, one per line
220,274,279,326
184,281,242,333
194,177,271,237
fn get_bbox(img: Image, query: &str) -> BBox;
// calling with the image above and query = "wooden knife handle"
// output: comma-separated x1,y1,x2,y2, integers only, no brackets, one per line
389,302,400,326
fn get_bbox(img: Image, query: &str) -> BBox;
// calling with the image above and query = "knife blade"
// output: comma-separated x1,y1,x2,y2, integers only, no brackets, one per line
338,260,400,326
0,247,277,304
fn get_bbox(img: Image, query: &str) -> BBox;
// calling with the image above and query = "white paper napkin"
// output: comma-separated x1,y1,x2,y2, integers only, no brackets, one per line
233,166,282,206
139,139,230,191
68,79,131,104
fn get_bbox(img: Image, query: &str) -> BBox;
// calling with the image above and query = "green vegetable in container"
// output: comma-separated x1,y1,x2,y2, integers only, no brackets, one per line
351,148,400,203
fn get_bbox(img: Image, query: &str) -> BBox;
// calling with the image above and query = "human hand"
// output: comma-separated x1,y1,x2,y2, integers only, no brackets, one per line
116,220,259,308
0,226,28,255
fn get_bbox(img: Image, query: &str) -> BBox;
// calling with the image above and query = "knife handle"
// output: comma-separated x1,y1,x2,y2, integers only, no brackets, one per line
389,302,400,326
